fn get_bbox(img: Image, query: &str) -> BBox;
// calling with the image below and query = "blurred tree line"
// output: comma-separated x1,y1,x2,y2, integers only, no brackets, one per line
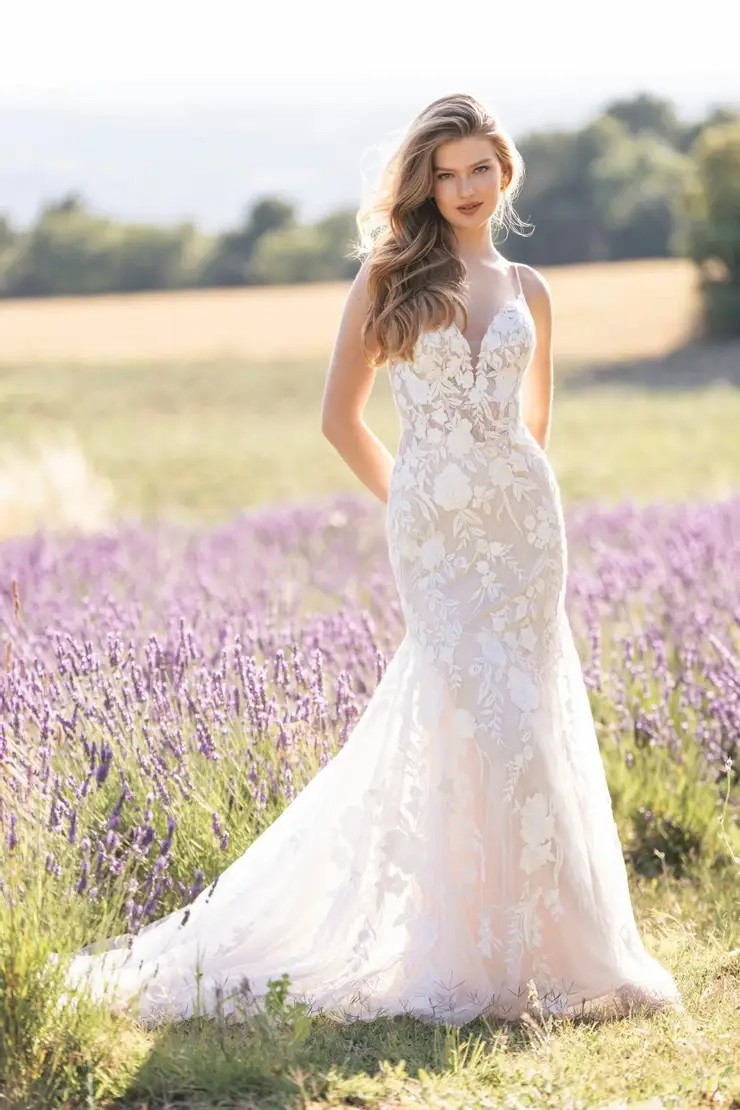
0,93,738,335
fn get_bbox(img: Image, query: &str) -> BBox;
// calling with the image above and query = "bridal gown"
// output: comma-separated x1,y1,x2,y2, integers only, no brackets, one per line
63,263,683,1026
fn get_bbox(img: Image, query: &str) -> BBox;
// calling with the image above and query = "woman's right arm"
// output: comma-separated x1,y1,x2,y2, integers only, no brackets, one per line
320,260,395,505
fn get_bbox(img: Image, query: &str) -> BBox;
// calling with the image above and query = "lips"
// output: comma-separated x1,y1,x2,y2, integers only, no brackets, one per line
458,203,481,213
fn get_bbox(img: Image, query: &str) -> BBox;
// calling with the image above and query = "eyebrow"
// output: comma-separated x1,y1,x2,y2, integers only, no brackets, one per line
433,158,493,172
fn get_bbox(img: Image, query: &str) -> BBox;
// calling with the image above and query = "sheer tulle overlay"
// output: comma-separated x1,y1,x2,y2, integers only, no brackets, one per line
63,264,683,1026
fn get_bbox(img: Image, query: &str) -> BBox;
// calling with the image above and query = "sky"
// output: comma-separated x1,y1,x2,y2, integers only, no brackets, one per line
5,0,738,119
2,0,736,233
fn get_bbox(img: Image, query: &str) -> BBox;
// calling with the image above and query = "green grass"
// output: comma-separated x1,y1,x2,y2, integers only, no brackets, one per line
123,886,737,1110
3,847,738,1108
1,345,739,526
105,919,740,1109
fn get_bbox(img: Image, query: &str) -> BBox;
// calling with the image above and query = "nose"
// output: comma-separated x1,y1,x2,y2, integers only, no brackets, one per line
458,177,475,198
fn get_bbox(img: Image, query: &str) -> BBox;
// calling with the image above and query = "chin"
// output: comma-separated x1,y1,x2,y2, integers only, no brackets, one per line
450,209,489,225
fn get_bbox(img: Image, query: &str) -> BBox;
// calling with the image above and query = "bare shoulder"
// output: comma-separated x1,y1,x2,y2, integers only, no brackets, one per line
351,255,373,302
515,262,552,304
333,257,373,336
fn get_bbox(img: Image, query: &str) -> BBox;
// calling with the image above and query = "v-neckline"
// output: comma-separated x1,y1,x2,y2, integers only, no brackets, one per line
451,291,524,373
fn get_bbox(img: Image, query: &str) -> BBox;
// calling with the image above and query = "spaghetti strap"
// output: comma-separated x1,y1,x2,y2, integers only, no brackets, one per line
510,261,523,298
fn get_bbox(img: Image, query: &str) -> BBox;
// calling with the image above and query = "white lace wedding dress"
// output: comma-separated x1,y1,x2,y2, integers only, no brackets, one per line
64,263,683,1026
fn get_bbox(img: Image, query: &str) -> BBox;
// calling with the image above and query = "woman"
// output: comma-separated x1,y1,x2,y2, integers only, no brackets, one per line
63,93,683,1027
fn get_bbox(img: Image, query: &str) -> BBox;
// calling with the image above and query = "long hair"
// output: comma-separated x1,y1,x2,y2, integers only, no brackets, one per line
352,93,531,368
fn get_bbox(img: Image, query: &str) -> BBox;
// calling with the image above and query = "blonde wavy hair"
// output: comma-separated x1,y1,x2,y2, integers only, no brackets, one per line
352,93,531,368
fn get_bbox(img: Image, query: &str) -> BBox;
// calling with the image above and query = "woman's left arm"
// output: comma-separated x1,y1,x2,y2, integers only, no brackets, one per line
520,265,554,452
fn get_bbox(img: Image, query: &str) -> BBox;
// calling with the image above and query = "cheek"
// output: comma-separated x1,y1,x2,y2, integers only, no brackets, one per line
483,171,503,195
435,181,470,208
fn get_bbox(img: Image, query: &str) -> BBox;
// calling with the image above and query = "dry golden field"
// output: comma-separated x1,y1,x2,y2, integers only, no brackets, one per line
0,257,702,368
0,256,738,533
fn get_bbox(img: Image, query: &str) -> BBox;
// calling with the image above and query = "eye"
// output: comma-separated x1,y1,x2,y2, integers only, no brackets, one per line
436,165,489,180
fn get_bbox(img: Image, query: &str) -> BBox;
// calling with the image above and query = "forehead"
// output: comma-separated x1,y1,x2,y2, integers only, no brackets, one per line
432,135,495,169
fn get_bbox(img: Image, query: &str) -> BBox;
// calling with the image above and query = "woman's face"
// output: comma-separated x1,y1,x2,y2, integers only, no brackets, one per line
430,134,505,227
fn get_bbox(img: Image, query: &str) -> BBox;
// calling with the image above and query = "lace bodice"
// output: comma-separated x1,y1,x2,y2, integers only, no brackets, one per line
388,289,536,456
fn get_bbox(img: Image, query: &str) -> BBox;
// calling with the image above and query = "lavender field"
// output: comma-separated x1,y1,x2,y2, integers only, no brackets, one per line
1,490,739,1107
3,489,740,893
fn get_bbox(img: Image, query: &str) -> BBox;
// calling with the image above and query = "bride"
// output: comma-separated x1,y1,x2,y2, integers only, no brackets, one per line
63,92,683,1027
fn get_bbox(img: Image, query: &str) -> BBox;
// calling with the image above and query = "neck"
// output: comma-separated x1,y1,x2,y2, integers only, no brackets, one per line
452,223,499,266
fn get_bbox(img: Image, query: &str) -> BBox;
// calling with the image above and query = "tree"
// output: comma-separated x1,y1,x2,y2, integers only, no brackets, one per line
40,191,88,218
249,225,340,284
603,93,682,145
516,118,624,264
313,209,360,279
3,199,210,296
589,130,690,259
679,106,739,153
0,214,20,295
197,197,296,287
676,117,740,337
